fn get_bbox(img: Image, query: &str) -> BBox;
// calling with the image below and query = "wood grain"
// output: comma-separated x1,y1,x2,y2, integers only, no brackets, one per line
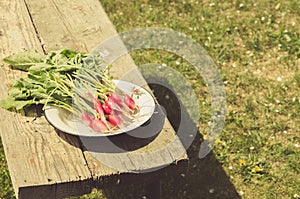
23,0,144,81
0,0,91,198
25,0,187,176
0,0,188,198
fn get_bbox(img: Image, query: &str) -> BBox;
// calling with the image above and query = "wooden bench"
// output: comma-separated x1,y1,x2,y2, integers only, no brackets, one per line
0,0,188,198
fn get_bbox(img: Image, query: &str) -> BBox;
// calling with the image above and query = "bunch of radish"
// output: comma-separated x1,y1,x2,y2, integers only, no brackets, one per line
0,49,145,134
80,92,138,133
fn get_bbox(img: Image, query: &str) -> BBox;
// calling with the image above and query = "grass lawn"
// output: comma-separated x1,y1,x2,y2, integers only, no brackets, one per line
1,0,299,198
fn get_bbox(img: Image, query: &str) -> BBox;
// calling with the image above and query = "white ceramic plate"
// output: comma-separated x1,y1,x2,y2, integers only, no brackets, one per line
44,80,155,137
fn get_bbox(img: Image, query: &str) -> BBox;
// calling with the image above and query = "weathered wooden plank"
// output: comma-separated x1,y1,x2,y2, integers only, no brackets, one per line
0,0,92,198
82,118,186,173
0,0,188,197
25,0,187,180
24,0,141,80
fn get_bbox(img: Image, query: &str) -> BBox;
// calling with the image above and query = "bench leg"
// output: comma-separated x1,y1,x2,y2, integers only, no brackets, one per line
145,178,161,199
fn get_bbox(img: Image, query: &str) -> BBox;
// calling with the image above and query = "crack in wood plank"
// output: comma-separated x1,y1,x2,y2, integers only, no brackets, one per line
23,0,46,54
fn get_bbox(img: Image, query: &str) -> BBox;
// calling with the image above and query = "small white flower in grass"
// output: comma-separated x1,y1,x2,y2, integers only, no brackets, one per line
209,2,215,7
275,100,280,104
275,109,280,113
161,63,167,67
239,3,244,8
268,103,273,107
277,77,282,82
292,22,296,26
239,190,244,196
175,61,180,65
295,143,299,148
275,3,281,10
261,16,265,21
250,146,255,150
283,130,287,134
284,34,292,42
228,165,233,170
294,193,300,198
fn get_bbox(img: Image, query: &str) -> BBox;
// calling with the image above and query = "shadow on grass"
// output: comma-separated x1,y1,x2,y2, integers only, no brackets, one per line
101,79,240,199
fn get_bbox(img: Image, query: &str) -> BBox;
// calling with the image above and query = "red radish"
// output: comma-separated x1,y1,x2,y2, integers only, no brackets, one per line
124,94,136,110
108,94,124,109
93,97,105,116
110,93,123,105
81,112,92,126
89,119,106,133
102,98,113,115
107,113,122,127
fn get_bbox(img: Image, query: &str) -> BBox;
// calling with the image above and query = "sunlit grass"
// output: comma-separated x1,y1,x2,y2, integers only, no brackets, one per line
98,0,300,198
